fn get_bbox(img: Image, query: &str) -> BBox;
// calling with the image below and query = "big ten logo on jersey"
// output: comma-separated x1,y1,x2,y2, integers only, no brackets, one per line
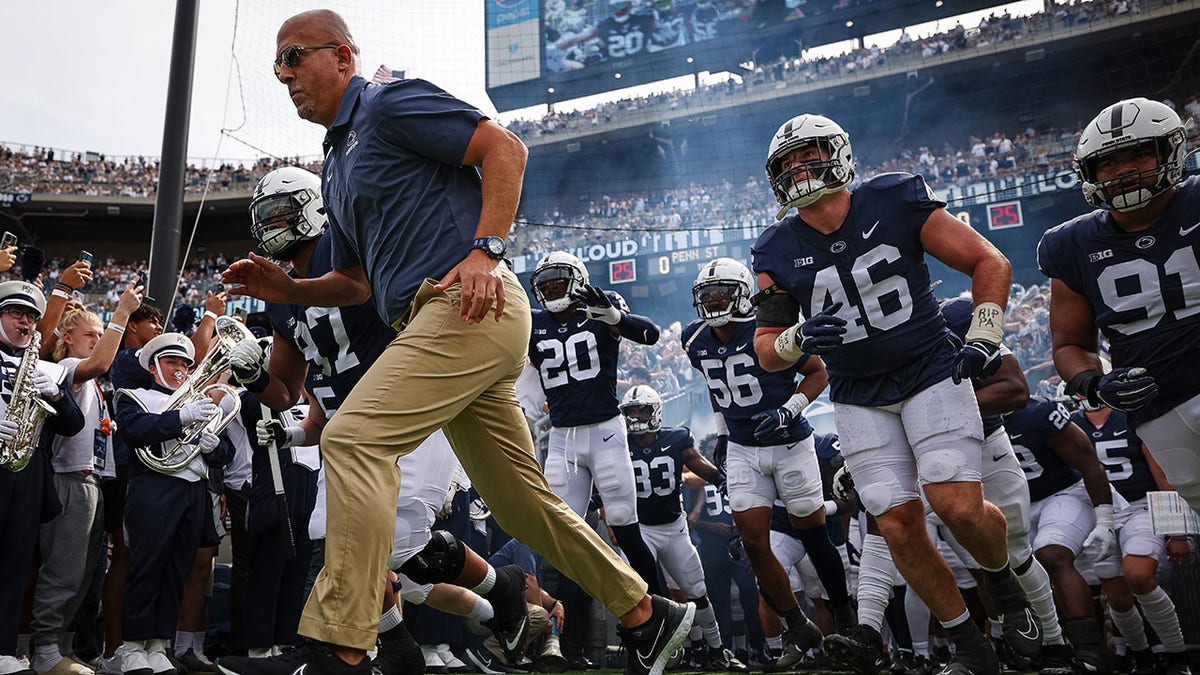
814,244,915,343
703,483,732,517
535,332,601,389
1093,245,1200,336
633,454,677,499
292,306,360,376
699,353,763,409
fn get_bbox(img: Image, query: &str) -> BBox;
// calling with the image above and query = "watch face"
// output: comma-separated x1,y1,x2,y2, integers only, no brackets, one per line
488,238,505,255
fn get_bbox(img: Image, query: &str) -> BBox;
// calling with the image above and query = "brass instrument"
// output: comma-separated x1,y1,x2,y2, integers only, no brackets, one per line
136,317,253,474
0,330,57,472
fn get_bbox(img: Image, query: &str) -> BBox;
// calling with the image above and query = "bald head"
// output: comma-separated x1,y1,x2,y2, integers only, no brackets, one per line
278,9,360,57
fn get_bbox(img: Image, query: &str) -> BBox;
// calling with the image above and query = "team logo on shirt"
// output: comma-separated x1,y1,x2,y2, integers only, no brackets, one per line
830,241,847,253
346,130,359,155
1135,236,1156,249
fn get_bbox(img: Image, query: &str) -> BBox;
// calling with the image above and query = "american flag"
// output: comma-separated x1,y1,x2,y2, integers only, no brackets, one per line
372,65,405,84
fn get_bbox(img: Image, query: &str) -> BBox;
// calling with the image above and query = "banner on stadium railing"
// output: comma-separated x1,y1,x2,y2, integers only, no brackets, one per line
0,191,32,207
942,169,1080,207
486,0,541,87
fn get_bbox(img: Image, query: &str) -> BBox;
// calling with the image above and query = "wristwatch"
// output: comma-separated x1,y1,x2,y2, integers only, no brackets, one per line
471,236,507,260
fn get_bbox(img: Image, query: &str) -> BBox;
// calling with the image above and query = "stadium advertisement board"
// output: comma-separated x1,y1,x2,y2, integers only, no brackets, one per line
486,0,543,87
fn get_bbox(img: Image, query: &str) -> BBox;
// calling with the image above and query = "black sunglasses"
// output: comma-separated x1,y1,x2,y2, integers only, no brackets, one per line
274,44,340,78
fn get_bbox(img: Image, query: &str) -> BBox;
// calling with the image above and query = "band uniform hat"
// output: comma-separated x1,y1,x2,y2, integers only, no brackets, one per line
0,280,47,319
138,332,196,371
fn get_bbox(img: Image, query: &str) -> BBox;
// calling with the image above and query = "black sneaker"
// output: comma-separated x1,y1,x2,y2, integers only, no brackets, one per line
373,625,424,675
483,565,532,664
1162,652,1194,675
983,570,1041,662
935,626,998,675
825,624,885,675
764,617,823,673
704,647,748,673
616,596,696,675
215,644,375,675
1035,644,1074,675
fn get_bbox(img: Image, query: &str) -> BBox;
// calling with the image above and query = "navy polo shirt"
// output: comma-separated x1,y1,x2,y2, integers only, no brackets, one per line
321,76,487,326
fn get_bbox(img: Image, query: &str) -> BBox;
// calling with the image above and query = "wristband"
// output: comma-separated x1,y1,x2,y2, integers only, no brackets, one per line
965,301,1005,346
782,392,810,418
204,310,219,322
713,412,729,436
1094,503,1114,529
55,282,75,293
54,327,63,338
773,323,805,363
107,322,126,335
51,288,71,300
823,499,839,517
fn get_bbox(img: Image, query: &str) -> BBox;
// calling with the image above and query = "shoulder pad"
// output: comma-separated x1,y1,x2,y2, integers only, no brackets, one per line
859,172,918,191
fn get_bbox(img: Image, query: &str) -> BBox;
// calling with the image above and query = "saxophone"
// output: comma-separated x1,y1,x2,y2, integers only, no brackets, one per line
0,330,57,472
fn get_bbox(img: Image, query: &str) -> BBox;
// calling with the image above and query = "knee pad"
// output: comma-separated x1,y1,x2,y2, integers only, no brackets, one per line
397,530,465,585
859,481,898,516
602,497,636,527
784,497,823,519
916,448,970,484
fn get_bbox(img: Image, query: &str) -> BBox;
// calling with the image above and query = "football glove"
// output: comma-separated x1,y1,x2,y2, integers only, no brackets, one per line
1067,367,1159,412
952,339,1002,384
257,418,304,449
712,434,729,474
1082,504,1117,560
799,301,848,354
32,370,59,399
230,337,271,391
750,407,813,445
570,284,622,325
832,464,856,502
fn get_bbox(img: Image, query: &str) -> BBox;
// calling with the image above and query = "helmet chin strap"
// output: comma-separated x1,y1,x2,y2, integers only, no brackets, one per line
153,355,185,390
0,321,30,350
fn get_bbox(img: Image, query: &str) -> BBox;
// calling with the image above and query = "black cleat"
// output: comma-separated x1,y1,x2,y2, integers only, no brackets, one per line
1128,649,1156,675
831,598,859,634
983,570,1041,663
704,647,748,673
764,618,823,673
825,624,885,675
1035,644,1074,675
935,627,998,675
1162,652,1194,675
616,596,696,675
483,565,533,664
373,625,424,675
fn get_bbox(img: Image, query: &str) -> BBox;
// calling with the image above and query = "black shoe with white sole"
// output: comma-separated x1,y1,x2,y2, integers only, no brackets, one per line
215,643,375,675
616,596,696,675
483,565,533,665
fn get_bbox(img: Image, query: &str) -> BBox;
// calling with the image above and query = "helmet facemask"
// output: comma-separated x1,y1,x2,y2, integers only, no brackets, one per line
1076,132,1187,212
767,134,855,218
250,189,324,260
532,264,584,313
693,281,750,327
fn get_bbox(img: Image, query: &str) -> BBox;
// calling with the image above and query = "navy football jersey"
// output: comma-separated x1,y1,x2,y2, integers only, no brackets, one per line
596,13,656,59
752,173,957,406
682,318,809,447
1004,396,1081,502
1071,408,1156,503
1038,176,1200,424
529,305,622,427
629,426,694,526
695,482,733,531
266,231,397,418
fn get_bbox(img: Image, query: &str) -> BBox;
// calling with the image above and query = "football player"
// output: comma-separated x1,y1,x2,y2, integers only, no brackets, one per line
1071,402,1191,675
620,385,747,672
1004,396,1124,675
527,250,664,594
647,0,687,52
683,257,849,671
216,168,528,674
1038,97,1200,514
554,0,657,61
751,114,1037,675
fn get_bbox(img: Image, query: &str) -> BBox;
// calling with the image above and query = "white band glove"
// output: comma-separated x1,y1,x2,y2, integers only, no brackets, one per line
179,399,220,426
0,419,19,442
832,464,856,502
1083,503,1117,560
32,370,59,400
256,419,305,449
196,432,221,455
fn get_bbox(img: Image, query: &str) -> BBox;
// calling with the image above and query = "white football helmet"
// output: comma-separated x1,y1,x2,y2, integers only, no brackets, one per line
531,251,589,313
249,167,327,260
1074,98,1188,212
693,257,755,327
765,114,856,218
621,385,663,434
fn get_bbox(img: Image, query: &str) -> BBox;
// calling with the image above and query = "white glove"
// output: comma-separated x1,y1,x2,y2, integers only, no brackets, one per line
1083,503,1117,560
196,432,221,455
32,370,59,400
179,399,220,426
256,419,305,449
229,337,268,383
0,419,19,442
832,464,856,502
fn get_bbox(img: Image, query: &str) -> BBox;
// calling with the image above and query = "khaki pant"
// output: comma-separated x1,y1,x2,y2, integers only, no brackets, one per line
298,268,647,649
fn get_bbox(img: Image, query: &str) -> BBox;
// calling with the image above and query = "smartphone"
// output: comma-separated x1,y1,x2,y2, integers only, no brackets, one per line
79,250,93,265
136,271,148,289
1,232,16,249
233,305,249,321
